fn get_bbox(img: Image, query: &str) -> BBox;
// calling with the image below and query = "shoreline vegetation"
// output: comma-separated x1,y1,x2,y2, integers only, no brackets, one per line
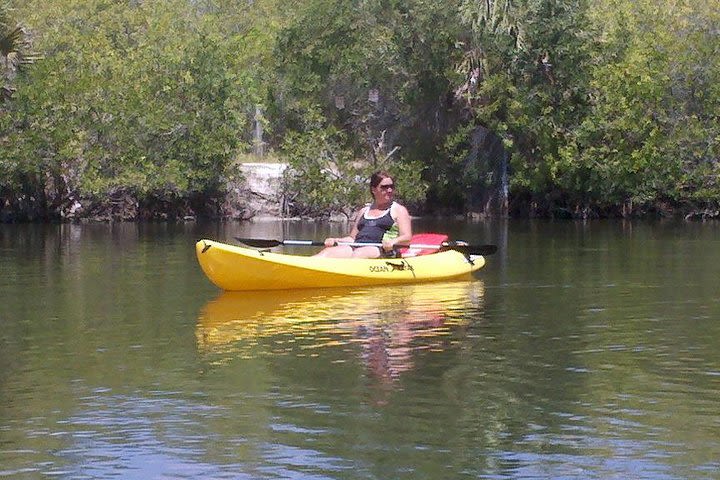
2,1,719,224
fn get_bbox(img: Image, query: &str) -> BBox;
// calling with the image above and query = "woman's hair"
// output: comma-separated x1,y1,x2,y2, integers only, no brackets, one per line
369,171,393,189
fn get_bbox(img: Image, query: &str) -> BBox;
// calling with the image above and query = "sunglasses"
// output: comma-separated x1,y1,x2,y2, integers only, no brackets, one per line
378,183,395,191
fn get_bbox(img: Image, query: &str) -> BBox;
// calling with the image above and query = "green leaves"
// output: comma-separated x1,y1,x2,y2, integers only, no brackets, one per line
1,4,40,102
271,0,446,215
449,0,720,216
2,0,719,220
280,105,427,218
1,0,256,219
562,0,720,212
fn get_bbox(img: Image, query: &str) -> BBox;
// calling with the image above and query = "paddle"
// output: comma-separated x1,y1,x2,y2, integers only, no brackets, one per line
234,237,498,256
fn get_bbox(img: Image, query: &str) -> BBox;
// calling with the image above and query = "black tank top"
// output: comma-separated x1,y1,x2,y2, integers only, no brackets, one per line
355,204,395,244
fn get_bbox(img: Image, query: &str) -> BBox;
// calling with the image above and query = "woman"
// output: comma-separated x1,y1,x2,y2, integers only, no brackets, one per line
315,171,412,258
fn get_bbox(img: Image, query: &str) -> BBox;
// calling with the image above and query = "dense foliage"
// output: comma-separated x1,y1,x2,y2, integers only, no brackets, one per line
1,0,255,220
1,0,718,221
561,0,720,217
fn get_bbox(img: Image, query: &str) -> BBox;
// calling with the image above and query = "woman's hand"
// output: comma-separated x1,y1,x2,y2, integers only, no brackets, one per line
382,238,395,252
324,237,336,247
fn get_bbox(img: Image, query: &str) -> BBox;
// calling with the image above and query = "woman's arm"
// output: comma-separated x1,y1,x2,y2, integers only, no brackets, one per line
323,208,363,247
384,203,412,250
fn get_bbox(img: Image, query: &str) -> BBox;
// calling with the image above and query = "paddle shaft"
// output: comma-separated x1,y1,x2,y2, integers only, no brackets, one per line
280,239,464,249
235,237,497,256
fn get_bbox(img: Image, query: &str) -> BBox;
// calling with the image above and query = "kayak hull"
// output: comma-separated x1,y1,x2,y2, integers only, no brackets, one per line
196,239,486,291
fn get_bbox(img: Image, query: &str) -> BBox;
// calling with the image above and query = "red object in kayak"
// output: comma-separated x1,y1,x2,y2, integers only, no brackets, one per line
399,233,449,257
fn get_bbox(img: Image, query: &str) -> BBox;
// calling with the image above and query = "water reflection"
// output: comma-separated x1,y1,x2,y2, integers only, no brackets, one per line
197,281,485,383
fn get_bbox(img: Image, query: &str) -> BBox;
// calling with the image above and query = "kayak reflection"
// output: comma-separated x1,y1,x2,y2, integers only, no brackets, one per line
197,280,485,382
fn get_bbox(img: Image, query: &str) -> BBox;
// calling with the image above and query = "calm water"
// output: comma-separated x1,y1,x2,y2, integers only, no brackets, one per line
1,219,719,479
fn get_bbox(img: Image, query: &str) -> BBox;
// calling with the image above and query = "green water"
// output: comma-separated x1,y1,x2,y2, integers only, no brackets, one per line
1,220,719,479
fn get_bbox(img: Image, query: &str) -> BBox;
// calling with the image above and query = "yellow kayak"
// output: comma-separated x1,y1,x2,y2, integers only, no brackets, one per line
196,239,486,291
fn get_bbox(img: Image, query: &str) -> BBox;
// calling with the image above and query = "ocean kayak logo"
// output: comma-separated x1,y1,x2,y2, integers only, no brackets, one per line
369,260,414,274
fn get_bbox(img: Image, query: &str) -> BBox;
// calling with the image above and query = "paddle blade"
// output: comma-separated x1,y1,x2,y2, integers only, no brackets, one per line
234,237,282,248
467,244,498,256
444,243,497,256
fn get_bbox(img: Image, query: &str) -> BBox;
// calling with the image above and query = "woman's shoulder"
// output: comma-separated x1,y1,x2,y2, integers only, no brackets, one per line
352,204,370,221
390,201,409,217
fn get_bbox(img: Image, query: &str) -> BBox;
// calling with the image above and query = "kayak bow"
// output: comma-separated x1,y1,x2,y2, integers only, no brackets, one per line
195,239,486,291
